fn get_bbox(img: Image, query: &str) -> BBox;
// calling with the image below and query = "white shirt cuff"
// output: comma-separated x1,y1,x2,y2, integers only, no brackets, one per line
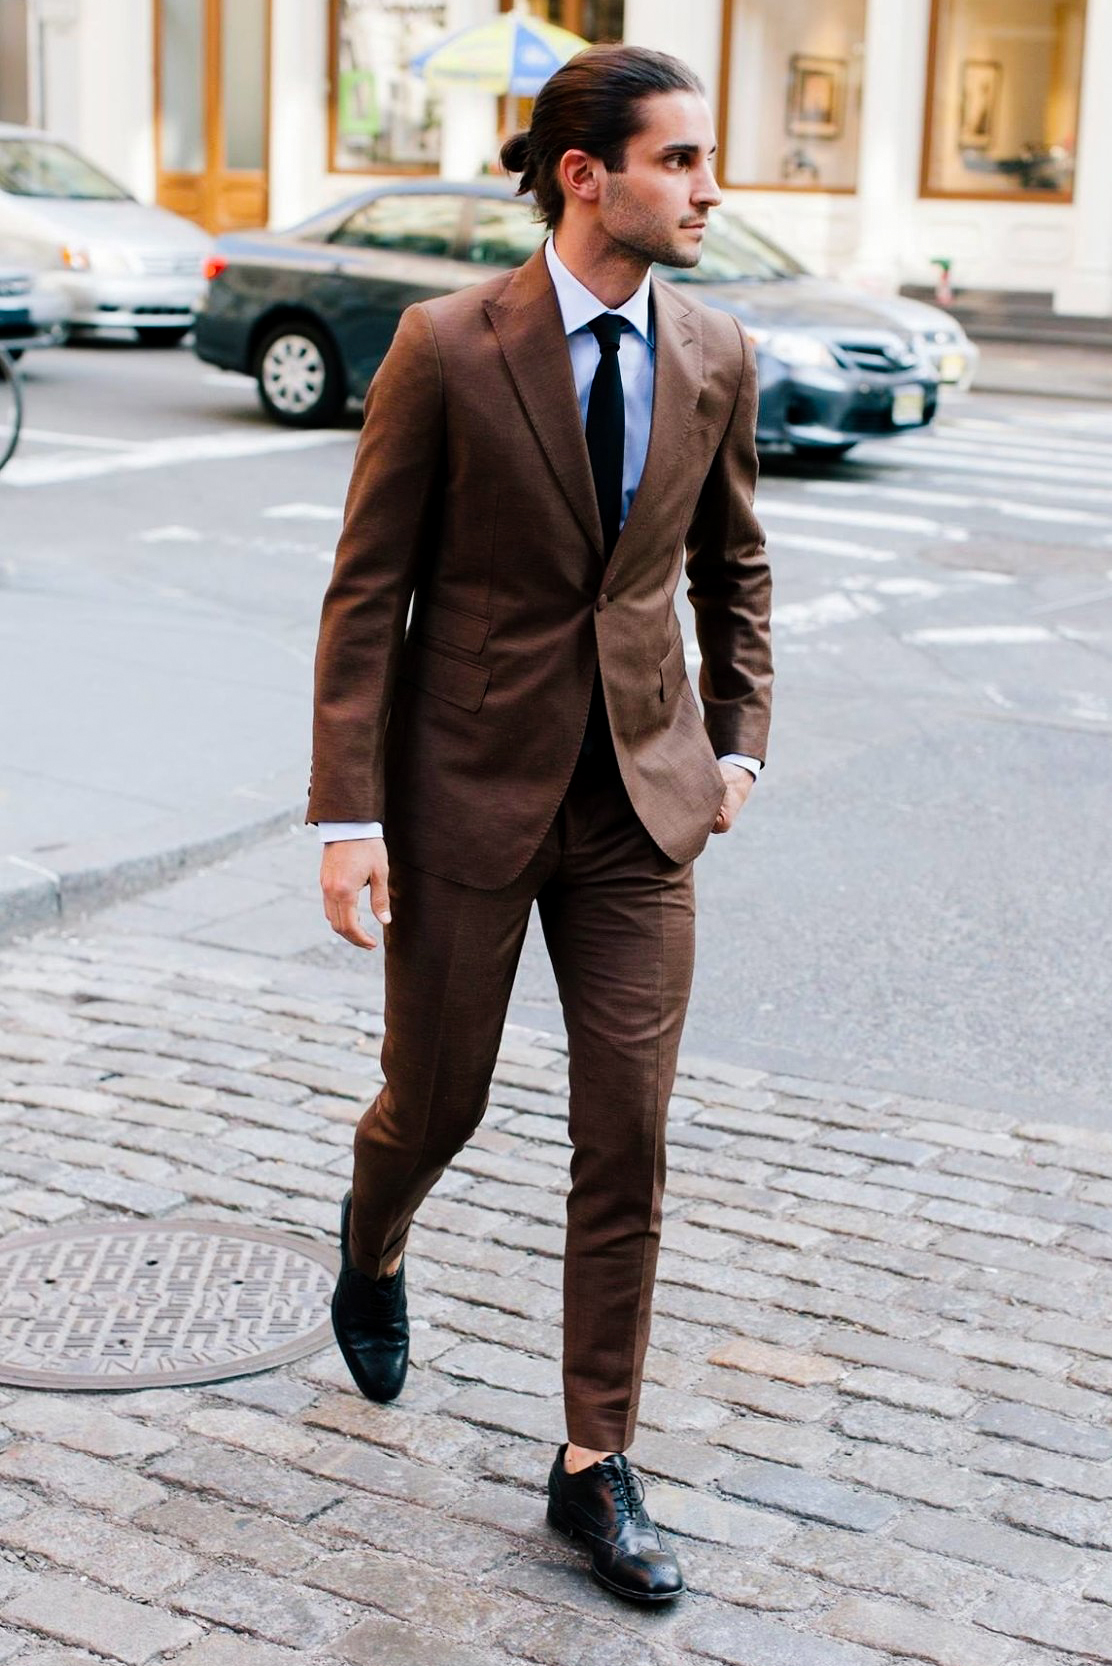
318,821,384,843
718,754,762,782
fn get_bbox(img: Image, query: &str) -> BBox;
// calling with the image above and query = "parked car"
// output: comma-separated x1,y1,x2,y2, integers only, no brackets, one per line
195,180,978,456
0,123,212,345
0,260,67,357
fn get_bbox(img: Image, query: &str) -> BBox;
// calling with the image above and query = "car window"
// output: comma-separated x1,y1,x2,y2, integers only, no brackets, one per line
466,199,547,268
331,195,464,257
0,138,132,201
656,210,807,284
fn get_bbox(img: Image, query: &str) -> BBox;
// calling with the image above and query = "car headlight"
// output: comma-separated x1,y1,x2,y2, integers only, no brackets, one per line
746,327,837,370
61,244,91,272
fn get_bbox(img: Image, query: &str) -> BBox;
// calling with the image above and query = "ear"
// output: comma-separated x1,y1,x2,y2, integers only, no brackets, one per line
558,147,602,209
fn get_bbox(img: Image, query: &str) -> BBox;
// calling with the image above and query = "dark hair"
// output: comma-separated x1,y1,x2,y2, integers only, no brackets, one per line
499,44,704,230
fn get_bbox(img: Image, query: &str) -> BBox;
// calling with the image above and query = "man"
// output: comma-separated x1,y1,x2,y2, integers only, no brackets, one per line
309,44,772,1603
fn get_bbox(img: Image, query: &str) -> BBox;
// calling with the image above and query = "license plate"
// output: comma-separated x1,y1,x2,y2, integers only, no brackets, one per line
892,387,925,426
939,352,965,383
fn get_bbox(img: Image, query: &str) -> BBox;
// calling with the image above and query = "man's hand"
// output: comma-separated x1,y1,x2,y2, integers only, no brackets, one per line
320,838,391,950
712,762,755,835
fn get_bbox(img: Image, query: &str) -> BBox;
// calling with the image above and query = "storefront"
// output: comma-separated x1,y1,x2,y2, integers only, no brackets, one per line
5,0,1110,318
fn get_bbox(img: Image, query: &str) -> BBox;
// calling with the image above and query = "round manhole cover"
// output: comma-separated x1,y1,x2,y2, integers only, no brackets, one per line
0,1218,339,1391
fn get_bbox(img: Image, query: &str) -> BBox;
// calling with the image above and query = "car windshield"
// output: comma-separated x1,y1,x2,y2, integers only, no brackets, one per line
657,210,807,284
0,138,132,201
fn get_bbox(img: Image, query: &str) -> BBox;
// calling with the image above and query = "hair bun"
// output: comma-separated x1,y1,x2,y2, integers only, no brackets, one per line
499,130,532,176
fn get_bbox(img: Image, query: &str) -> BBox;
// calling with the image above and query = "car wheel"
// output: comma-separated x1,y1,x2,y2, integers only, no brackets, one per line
255,321,344,427
791,442,857,462
137,326,191,347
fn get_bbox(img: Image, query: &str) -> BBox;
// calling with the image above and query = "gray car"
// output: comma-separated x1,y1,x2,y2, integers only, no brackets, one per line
0,124,212,344
195,180,977,458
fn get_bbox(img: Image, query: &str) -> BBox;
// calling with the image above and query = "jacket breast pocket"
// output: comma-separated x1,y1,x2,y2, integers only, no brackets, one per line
659,635,688,702
401,643,490,712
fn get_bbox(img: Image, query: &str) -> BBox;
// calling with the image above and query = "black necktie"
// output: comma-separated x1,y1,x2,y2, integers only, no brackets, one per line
585,314,626,556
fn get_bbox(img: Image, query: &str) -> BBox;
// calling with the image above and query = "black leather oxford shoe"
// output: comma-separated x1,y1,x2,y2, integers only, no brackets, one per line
546,1445,685,1602
331,1189,409,1403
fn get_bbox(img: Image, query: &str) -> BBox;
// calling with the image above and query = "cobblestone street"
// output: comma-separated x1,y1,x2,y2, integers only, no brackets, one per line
1,831,1112,1664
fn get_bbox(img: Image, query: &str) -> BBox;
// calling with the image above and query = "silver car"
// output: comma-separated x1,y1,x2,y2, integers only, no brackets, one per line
0,261,67,356
0,123,212,345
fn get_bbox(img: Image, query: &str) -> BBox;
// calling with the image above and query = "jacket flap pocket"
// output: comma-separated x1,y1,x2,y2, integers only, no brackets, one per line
421,602,490,655
659,635,688,702
404,644,490,712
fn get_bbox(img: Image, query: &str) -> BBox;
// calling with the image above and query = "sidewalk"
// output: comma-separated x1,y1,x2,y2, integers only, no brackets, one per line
971,339,1112,402
1,832,1112,1664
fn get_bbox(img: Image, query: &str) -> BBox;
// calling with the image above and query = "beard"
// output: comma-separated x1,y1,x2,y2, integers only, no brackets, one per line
599,174,704,269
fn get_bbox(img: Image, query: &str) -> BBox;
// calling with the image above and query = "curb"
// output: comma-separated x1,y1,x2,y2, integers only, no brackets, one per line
0,766,307,946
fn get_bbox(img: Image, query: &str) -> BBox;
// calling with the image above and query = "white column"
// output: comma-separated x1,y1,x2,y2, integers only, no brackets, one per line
842,0,931,295
622,0,720,95
438,0,498,180
269,0,329,228
1054,0,1112,316
75,0,154,200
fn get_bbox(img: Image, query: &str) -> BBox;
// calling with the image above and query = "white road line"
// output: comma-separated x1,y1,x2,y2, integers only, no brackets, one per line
760,498,963,537
861,442,1112,488
137,525,204,543
804,479,1110,527
3,427,351,487
903,625,1055,645
927,426,1112,463
768,531,897,562
773,591,884,633
263,503,342,520
19,427,137,451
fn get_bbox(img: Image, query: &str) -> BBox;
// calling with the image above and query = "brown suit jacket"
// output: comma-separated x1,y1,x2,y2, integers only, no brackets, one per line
308,245,772,891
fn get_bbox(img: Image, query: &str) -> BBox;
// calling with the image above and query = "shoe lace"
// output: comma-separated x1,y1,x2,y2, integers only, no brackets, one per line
603,1456,646,1524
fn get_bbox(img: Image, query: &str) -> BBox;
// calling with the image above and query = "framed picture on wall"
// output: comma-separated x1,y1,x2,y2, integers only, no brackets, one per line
959,59,1001,150
786,55,845,140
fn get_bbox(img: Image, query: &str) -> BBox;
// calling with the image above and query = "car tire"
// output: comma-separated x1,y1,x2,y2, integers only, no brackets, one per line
255,320,345,427
791,442,857,462
137,326,191,347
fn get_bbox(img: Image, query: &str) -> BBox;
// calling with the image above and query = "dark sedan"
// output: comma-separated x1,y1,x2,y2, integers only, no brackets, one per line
195,181,975,458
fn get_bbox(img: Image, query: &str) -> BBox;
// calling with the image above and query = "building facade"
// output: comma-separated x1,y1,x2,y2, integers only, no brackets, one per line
1,0,1109,316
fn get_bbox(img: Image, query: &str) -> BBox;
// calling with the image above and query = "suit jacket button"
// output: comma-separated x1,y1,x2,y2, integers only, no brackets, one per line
596,593,609,611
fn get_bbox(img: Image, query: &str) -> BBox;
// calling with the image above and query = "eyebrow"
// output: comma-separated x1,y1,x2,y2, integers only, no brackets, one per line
658,142,718,159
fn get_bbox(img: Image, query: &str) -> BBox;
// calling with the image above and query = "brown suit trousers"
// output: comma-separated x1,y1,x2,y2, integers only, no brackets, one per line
351,731,694,1450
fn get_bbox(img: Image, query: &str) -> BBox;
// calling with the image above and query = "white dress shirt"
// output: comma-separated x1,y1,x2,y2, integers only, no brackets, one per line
320,237,759,845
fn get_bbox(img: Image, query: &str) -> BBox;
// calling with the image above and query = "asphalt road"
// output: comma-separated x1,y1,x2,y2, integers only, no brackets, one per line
3,340,1110,1125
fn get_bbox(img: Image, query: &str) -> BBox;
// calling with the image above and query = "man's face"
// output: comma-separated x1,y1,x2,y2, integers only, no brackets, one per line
596,90,722,269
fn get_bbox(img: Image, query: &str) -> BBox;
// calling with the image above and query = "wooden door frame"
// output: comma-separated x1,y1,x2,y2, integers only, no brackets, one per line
153,0,272,229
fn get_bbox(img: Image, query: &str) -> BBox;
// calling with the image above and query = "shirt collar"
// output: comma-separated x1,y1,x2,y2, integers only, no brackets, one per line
544,235,652,346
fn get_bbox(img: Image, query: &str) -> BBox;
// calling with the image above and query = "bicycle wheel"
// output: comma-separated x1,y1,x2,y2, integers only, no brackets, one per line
0,345,24,473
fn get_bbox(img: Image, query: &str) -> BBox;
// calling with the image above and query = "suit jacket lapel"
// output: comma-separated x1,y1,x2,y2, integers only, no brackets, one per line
485,249,604,557
605,279,703,584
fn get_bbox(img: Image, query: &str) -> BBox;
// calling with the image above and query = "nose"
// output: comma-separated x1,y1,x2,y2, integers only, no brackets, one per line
694,159,722,208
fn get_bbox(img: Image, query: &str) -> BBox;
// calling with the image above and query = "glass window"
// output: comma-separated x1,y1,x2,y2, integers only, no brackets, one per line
719,0,866,191
331,193,464,256
466,197,547,266
331,0,446,173
0,138,131,201
0,0,30,126
922,0,1085,198
221,0,267,171
159,0,206,175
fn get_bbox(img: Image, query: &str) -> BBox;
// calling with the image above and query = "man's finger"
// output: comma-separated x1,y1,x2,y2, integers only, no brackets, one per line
327,896,378,950
369,867,391,925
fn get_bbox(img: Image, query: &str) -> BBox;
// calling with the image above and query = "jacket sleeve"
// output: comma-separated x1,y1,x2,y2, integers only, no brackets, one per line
307,303,445,824
683,319,773,764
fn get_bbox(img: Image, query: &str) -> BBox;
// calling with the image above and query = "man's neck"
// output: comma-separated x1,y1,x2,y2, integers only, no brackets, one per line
551,229,649,311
